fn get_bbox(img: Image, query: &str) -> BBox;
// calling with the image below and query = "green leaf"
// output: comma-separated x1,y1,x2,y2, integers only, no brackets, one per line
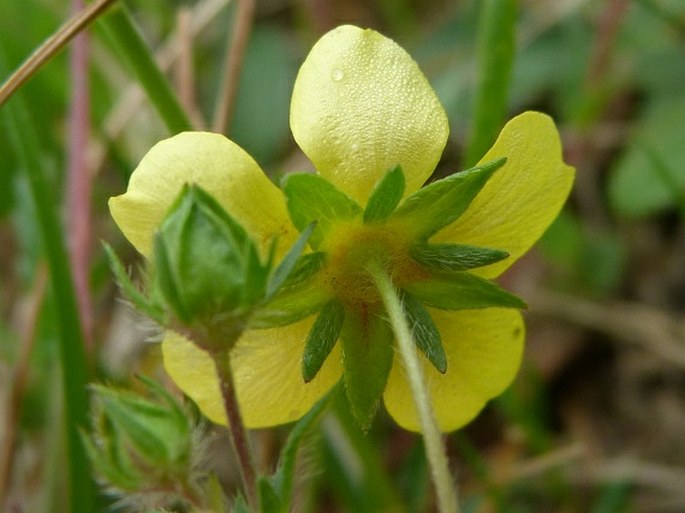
465,0,517,166
363,165,406,223
283,173,362,247
302,300,345,382
400,292,447,373
411,242,509,272
404,273,526,310
103,242,165,323
341,306,394,429
608,98,685,217
391,158,506,239
266,222,316,299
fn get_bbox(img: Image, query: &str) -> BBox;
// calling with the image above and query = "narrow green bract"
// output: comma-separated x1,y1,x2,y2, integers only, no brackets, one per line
411,243,509,272
405,273,527,311
400,292,447,373
267,222,316,299
363,165,406,223
302,300,345,382
391,158,506,238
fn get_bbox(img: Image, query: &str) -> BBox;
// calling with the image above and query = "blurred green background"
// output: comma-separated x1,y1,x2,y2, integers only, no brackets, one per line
2,0,685,511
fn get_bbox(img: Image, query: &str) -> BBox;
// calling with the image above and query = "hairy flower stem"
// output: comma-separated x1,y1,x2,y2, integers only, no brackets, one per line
212,349,258,509
369,262,459,513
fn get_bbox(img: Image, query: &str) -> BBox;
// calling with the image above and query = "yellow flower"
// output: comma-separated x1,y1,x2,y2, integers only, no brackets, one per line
109,25,574,433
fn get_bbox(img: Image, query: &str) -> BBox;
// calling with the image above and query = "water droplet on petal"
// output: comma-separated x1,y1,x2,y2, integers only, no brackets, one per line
332,68,344,82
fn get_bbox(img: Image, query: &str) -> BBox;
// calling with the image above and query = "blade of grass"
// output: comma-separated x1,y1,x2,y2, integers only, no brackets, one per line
0,0,119,106
465,0,517,167
98,4,193,133
0,53,94,513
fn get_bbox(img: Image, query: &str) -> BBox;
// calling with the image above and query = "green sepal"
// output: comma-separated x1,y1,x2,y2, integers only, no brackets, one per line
258,477,283,513
250,253,330,328
81,425,139,491
411,242,509,272
89,378,191,466
391,158,506,239
405,272,527,310
283,173,362,247
341,306,394,430
302,300,345,382
102,241,166,324
84,377,194,492
266,222,316,299
400,292,447,373
363,165,405,223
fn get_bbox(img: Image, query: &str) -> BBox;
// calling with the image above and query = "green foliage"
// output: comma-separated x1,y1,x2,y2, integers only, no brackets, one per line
340,307,394,430
405,273,526,311
302,299,345,382
283,173,362,247
363,165,406,223
83,377,215,512
5,0,685,511
465,0,517,166
400,292,447,373
411,243,509,272
391,158,506,239
85,377,193,490
266,222,316,299
609,99,685,217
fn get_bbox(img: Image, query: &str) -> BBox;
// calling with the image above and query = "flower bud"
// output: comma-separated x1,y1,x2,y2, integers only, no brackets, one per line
83,377,194,493
153,185,269,349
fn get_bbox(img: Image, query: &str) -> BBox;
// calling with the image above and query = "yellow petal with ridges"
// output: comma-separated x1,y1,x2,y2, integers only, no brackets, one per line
383,308,524,432
109,132,296,259
434,112,574,278
290,25,449,205
162,319,343,427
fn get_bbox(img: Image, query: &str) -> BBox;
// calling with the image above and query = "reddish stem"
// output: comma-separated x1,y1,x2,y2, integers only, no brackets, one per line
213,350,258,509
67,0,94,351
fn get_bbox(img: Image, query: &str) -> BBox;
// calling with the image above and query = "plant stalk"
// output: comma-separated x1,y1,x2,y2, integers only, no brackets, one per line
369,262,459,513
212,0,256,134
212,349,259,509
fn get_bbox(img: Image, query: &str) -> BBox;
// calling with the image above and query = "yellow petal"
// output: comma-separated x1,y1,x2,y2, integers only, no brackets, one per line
162,318,343,427
383,308,524,432
434,112,575,278
109,132,296,259
290,25,449,205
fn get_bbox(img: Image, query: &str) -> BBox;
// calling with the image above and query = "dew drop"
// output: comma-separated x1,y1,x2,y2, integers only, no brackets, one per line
332,68,344,82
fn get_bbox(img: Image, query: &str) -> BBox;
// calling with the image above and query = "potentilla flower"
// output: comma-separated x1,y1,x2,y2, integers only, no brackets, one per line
110,25,574,432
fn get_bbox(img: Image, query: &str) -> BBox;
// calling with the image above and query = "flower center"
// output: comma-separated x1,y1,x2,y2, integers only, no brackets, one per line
320,221,424,306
